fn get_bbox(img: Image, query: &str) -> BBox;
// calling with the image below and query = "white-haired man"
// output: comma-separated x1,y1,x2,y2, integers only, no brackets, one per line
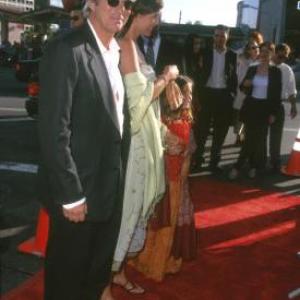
38,0,133,299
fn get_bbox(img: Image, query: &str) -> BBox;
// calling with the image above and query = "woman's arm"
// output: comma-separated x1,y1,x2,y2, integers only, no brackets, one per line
119,38,178,101
119,38,140,75
153,65,179,99
240,65,256,94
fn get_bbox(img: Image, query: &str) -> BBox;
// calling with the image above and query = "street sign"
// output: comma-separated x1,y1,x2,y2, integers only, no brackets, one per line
298,1,300,10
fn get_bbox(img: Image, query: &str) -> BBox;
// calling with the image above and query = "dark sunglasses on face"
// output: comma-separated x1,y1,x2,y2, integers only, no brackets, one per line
107,0,134,10
249,46,259,50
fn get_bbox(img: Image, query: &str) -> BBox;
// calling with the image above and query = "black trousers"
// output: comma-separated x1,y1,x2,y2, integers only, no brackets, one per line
193,87,233,167
269,104,285,168
236,99,269,170
44,200,122,300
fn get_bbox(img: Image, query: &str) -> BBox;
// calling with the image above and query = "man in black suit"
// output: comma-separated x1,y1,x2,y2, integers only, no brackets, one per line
37,0,132,299
192,24,237,173
137,23,184,75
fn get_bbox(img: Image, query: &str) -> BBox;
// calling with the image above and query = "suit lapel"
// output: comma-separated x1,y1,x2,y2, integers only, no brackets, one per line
137,36,145,55
155,38,164,73
84,23,120,135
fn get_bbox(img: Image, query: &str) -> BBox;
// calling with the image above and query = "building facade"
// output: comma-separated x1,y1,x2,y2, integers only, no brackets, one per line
257,0,300,54
0,0,34,43
257,0,287,43
236,0,259,29
0,0,34,13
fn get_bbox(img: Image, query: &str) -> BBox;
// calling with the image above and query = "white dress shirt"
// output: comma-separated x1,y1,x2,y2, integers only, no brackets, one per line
206,49,226,89
87,19,124,135
276,62,297,100
63,19,124,210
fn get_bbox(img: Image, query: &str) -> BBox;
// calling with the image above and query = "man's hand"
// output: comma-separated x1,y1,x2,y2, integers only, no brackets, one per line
243,79,252,88
290,104,297,119
63,203,87,223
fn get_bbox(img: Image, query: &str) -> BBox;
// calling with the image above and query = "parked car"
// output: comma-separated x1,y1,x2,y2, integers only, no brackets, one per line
15,58,40,82
25,72,39,119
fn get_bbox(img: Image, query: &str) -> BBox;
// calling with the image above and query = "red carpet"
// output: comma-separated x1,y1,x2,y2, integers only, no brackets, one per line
2,177,300,300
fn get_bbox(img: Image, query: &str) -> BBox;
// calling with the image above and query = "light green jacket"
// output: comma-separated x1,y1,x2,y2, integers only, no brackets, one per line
124,71,166,219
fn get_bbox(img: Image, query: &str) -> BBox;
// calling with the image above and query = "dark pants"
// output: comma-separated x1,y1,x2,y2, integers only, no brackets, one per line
269,103,285,168
193,87,233,167
44,200,122,300
236,98,269,170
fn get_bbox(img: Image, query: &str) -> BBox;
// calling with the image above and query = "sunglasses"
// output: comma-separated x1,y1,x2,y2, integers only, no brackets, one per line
107,0,134,10
249,46,259,50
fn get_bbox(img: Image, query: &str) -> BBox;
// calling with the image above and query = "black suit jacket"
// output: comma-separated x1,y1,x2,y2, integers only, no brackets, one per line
198,48,238,95
137,35,184,75
240,65,282,115
37,22,130,222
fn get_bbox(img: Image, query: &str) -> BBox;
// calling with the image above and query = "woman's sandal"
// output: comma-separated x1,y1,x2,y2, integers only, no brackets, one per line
114,280,145,295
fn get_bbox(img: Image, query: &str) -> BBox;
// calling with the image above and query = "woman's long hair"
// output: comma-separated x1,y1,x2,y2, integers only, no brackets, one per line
118,0,163,38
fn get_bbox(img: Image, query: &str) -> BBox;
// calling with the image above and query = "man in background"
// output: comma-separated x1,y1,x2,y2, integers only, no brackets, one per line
271,43,297,172
137,20,184,74
192,24,237,173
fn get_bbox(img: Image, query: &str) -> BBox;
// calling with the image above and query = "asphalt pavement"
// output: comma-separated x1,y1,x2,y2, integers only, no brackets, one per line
1,67,300,296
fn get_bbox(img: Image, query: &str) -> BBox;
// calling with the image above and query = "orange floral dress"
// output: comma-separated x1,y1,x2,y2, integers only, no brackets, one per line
130,116,197,281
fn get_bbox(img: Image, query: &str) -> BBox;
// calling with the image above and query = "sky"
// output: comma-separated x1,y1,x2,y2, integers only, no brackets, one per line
162,0,241,26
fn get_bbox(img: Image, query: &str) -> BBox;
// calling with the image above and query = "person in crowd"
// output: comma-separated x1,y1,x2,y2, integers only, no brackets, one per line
167,76,198,264
249,30,264,46
229,42,282,179
183,33,205,124
232,40,260,145
270,43,297,172
37,1,132,299
191,24,237,174
235,30,264,55
130,75,197,282
100,1,179,299
183,33,204,78
70,8,85,28
137,18,184,75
